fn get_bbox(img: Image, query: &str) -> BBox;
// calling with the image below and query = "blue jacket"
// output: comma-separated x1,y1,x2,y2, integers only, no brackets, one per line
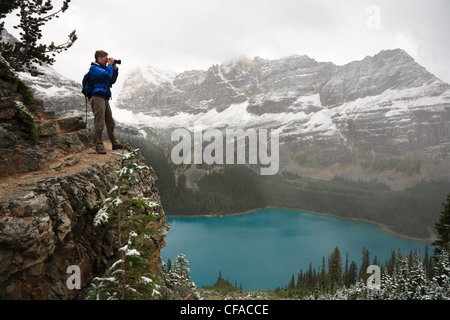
89,62,119,99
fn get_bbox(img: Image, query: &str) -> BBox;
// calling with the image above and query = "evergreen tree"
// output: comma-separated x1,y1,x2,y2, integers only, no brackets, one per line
394,252,410,299
423,245,434,280
328,246,343,289
380,271,394,300
359,246,370,283
0,0,19,34
288,274,295,289
303,263,315,290
0,0,77,75
161,252,199,300
87,149,161,300
385,250,396,276
319,257,327,291
173,252,191,280
431,249,450,299
346,261,359,287
343,253,349,282
296,270,303,289
343,253,358,287
372,256,378,267
432,194,450,256
409,249,428,299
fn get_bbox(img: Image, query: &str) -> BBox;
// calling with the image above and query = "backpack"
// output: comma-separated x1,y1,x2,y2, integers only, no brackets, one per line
82,71,93,98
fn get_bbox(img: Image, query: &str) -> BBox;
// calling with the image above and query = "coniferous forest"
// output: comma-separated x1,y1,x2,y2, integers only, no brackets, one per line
277,244,445,299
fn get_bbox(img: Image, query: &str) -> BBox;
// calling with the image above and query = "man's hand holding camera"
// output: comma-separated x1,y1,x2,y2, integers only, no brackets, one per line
108,58,118,70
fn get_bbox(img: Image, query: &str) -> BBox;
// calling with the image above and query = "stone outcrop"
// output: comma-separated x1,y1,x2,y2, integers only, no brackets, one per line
0,59,169,299
0,58,94,177
0,155,168,300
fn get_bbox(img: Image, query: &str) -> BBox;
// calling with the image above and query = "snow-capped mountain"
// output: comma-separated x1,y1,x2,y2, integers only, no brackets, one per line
1,29,85,119
116,50,450,166
18,64,86,118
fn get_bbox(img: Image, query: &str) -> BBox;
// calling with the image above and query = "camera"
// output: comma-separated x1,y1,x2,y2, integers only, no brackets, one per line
114,59,122,65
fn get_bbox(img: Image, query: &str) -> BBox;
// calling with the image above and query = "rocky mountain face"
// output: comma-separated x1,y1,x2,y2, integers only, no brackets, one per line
0,156,168,300
1,29,86,119
116,49,450,187
18,64,87,119
0,58,169,299
0,59,90,177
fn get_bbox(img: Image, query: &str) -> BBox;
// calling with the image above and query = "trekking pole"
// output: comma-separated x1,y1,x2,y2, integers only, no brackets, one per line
84,97,87,129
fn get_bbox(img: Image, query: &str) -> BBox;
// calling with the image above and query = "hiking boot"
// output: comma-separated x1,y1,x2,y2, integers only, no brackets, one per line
96,148,107,154
112,144,124,150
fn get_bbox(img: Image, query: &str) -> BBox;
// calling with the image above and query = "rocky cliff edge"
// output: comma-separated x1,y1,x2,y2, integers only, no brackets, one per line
0,58,169,300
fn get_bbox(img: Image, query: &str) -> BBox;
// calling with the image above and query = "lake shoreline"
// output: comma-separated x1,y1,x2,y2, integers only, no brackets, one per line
167,206,434,243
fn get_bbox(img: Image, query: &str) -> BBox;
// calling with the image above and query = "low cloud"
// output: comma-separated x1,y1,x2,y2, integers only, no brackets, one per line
3,0,449,84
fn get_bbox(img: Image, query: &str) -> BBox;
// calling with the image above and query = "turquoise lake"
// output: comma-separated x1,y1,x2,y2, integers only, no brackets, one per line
161,208,430,291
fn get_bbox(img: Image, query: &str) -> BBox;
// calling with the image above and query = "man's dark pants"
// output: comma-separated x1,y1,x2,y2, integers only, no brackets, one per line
90,95,120,152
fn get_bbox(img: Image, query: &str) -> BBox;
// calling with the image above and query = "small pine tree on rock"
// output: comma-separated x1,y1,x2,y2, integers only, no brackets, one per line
160,252,199,300
87,149,161,300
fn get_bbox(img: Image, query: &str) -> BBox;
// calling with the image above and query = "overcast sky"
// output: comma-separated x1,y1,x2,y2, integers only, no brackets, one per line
3,0,450,86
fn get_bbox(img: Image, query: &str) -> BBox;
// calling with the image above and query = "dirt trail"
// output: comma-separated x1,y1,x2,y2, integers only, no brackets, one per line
0,142,122,203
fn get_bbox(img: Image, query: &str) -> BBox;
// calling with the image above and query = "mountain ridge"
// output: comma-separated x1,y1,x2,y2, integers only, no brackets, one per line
114,48,450,190
117,48,449,115
115,49,449,147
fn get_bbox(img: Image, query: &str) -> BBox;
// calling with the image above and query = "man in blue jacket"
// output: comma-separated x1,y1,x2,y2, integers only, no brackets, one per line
89,50,123,154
